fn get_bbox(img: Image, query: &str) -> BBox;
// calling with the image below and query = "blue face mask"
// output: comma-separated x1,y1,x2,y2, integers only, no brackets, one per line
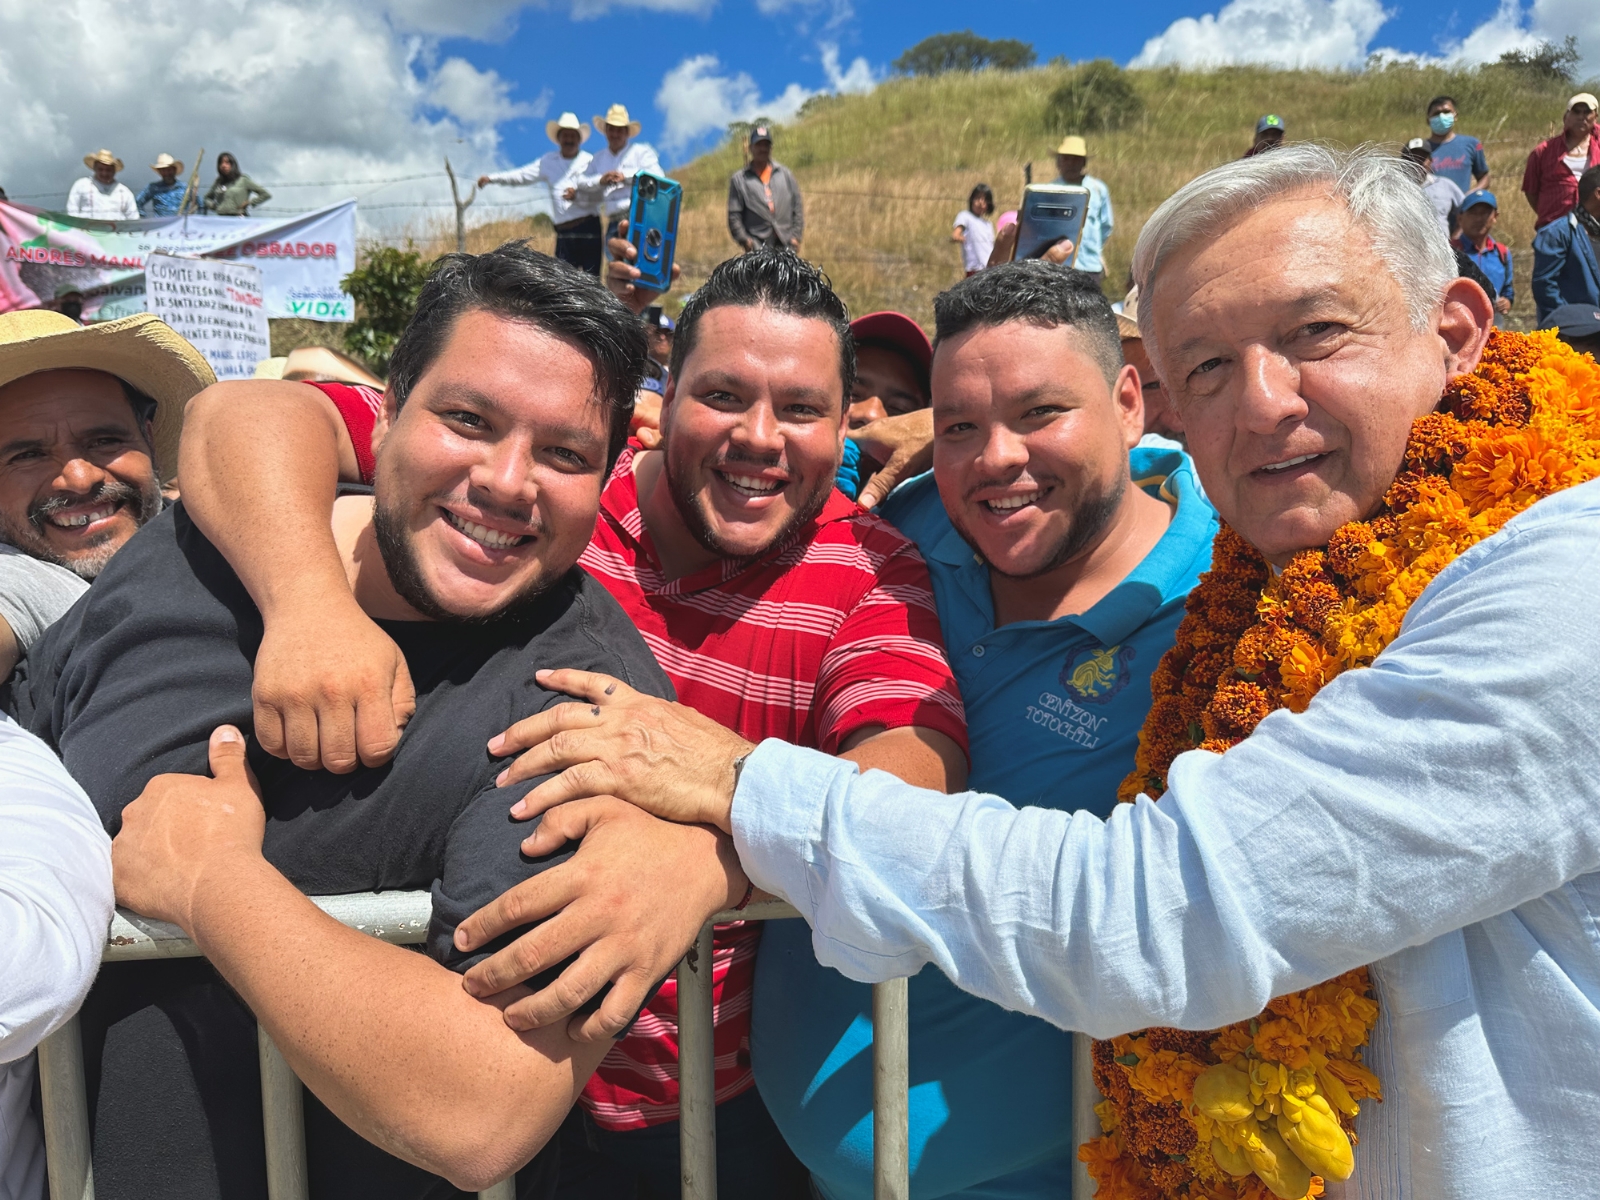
1429,112,1456,135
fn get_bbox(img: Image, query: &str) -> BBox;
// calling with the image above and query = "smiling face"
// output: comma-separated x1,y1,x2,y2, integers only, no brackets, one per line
0,369,161,579
933,321,1141,579
556,128,583,158
604,123,630,152
368,308,611,621
660,304,845,561
92,161,116,184
1146,189,1491,564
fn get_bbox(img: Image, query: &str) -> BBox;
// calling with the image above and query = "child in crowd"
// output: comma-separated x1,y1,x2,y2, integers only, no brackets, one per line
951,182,995,276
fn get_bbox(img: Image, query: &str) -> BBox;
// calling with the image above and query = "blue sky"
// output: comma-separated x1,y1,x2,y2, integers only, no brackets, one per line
445,0,1557,169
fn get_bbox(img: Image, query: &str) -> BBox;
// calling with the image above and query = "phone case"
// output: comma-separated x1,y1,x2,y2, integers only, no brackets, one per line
628,172,681,293
1013,183,1090,265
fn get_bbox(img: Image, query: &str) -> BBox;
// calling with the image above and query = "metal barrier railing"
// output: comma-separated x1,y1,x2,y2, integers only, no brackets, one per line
40,893,1001,1200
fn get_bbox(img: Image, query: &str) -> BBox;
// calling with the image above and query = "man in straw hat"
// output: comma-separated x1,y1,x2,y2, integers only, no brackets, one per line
479,112,603,275
0,310,211,581
1052,135,1115,289
66,149,138,221
136,153,187,218
569,103,660,251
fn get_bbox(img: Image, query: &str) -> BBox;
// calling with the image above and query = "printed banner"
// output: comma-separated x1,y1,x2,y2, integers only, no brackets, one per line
0,199,357,322
146,253,272,380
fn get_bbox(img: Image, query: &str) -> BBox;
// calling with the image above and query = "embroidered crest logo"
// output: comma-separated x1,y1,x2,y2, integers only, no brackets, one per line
1060,642,1135,704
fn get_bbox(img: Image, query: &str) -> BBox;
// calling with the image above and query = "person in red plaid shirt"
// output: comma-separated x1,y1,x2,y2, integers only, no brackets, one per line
176,247,968,1197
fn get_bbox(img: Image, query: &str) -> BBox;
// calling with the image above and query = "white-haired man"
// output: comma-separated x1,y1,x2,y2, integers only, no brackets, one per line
462,145,1600,1196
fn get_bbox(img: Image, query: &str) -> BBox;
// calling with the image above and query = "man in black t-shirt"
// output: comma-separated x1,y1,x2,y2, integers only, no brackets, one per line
11,245,740,1200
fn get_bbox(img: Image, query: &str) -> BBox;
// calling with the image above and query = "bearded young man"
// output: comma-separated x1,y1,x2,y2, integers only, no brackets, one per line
450,146,1600,1197
160,248,967,1195
14,244,717,1198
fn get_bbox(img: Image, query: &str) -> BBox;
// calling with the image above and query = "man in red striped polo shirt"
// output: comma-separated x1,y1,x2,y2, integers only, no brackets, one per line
176,247,967,1196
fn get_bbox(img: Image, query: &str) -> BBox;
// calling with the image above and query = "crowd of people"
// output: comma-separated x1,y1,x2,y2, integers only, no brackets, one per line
1,80,1599,1200
60,148,272,219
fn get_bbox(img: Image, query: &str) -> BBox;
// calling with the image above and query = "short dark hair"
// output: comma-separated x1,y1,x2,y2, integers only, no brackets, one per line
669,249,855,403
933,261,1123,385
387,241,646,469
969,182,995,214
1427,95,1457,113
118,379,158,431
1580,165,1600,202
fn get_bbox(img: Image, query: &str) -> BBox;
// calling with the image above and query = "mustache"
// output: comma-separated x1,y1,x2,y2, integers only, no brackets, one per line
961,472,1058,504
440,491,544,538
29,479,147,528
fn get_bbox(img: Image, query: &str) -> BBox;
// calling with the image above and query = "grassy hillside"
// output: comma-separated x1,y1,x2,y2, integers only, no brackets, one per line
275,59,1591,360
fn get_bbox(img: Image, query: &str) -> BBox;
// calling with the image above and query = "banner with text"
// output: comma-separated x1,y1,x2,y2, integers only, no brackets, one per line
146,253,272,380
0,199,356,322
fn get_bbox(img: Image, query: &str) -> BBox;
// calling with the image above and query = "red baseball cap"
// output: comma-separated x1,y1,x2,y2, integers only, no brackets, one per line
849,311,933,380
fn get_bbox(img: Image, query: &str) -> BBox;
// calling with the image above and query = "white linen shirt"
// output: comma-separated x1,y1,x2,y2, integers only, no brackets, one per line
572,141,662,218
65,177,139,221
0,714,113,1200
733,476,1600,1199
484,150,596,223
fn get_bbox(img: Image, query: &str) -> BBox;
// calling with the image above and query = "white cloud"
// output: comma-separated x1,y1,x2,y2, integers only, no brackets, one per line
0,0,551,234
654,55,816,151
821,42,878,94
1130,0,1598,74
568,0,717,19
1131,0,1390,70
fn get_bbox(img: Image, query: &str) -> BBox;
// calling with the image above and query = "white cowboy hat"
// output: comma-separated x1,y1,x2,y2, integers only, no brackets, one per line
150,153,184,174
593,104,642,138
83,149,124,172
0,310,215,475
546,112,592,144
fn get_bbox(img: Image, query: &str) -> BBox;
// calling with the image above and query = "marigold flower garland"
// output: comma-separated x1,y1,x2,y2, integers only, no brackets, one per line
1080,331,1600,1200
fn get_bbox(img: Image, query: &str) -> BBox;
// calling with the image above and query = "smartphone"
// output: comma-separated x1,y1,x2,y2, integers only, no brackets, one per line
627,172,682,293
1012,183,1089,264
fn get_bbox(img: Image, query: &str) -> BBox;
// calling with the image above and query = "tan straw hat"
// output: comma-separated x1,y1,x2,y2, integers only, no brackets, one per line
546,111,592,144
84,148,124,172
594,104,642,137
0,311,215,475
150,153,184,173
1056,136,1088,158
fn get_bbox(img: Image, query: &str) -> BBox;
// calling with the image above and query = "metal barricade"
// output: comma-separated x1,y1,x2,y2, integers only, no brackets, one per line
37,894,970,1200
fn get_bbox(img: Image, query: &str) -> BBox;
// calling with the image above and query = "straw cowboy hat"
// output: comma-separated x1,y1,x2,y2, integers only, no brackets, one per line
83,148,124,172
0,310,215,475
150,153,184,174
1056,136,1088,158
546,112,592,144
593,104,642,137
254,344,384,389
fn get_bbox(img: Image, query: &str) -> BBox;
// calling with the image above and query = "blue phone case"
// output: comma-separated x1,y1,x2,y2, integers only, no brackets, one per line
1014,183,1089,264
628,172,681,293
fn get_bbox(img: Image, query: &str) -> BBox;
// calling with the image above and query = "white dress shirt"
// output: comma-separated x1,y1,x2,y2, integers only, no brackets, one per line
65,177,139,221
572,141,662,218
0,714,113,1200
733,476,1600,1198
483,149,596,224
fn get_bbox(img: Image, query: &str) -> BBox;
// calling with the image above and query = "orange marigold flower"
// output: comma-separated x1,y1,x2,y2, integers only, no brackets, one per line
1210,1025,1255,1063
1279,636,1342,713
1324,1055,1384,1103
1404,411,1476,471
1205,680,1275,739
1253,1017,1312,1068
1452,426,1588,513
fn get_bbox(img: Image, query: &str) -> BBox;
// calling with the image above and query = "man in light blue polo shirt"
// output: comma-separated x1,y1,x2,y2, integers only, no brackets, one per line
1053,137,1114,288
751,263,1217,1199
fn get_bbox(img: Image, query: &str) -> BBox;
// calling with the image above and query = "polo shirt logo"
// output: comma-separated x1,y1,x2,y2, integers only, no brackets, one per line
1061,642,1136,704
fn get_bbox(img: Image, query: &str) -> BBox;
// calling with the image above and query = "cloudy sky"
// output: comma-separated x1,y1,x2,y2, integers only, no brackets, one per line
0,0,1594,234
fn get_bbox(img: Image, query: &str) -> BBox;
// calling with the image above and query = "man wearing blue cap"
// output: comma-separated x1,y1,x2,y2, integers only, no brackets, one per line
1244,114,1285,157
1541,303,1600,357
1453,189,1513,315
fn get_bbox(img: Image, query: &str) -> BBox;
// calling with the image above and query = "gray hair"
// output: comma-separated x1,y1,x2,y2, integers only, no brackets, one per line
1132,144,1457,341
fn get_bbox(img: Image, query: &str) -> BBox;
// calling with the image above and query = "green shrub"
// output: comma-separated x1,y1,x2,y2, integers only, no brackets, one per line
341,246,433,377
893,31,1036,77
1045,60,1144,134
1491,36,1582,85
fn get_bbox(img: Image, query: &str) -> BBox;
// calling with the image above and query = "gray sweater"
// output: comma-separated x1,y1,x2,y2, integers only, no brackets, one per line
727,161,804,248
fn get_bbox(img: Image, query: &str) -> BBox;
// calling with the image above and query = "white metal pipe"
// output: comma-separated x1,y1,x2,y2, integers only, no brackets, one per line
104,891,434,962
37,1014,94,1200
871,978,909,1200
677,921,718,1200
1071,1033,1100,1200
259,1028,309,1200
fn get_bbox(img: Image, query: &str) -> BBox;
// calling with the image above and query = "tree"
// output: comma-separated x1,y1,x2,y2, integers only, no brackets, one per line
1493,36,1582,84
1045,60,1144,134
893,31,1036,77
341,246,433,377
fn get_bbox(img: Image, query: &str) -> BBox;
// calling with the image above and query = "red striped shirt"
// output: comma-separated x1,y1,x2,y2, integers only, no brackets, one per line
318,389,967,1129
576,445,965,1128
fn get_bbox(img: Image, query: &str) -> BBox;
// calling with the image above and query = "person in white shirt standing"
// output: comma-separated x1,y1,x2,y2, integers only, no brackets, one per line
0,714,113,1200
950,181,995,276
478,112,602,276
65,150,138,222
568,104,661,255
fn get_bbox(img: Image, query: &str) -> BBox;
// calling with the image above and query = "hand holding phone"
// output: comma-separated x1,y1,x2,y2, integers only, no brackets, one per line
627,172,682,293
1012,183,1089,264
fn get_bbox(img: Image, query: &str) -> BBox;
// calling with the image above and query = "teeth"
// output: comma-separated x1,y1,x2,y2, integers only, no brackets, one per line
985,492,1040,512
1261,454,1319,473
444,509,528,549
49,506,116,528
721,473,783,495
